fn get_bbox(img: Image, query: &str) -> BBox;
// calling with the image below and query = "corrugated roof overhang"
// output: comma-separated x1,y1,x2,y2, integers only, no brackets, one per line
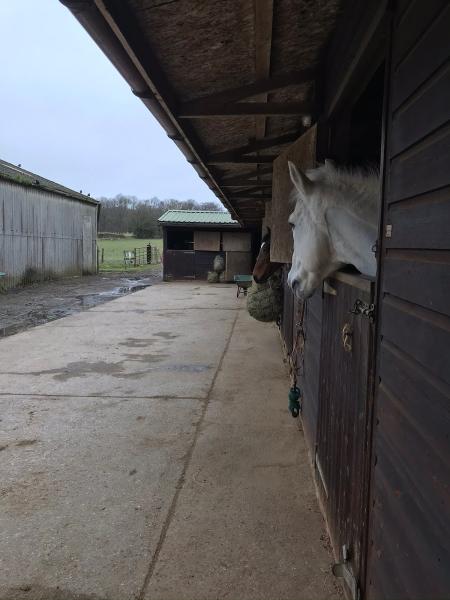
158,210,239,226
0,159,98,205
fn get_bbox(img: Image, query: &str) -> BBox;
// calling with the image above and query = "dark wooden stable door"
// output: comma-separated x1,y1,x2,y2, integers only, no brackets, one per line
366,2,450,598
164,250,195,280
316,273,375,598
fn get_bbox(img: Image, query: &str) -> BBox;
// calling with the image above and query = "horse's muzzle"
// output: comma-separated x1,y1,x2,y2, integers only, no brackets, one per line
290,278,315,301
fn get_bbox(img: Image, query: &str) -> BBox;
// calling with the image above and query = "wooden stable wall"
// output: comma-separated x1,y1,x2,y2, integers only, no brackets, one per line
316,273,376,595
366,2,450,598
163,227,254,281
278,3,450,599
271,126,316,263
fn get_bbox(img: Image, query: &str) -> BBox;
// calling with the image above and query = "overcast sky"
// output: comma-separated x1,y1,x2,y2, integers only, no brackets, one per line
0,0,218,203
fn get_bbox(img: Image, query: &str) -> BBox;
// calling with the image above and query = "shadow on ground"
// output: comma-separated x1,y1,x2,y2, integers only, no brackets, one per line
0,587,108,600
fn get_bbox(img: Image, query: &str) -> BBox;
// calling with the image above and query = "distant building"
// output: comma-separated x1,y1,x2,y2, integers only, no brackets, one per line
0,159,99,289
158,210,256,281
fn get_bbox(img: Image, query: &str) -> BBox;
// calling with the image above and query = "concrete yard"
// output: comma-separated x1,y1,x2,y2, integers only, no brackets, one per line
0,282,341,600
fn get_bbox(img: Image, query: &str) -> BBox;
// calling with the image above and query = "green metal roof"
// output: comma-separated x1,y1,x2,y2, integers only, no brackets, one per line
158,210,239,225
0,159,98,205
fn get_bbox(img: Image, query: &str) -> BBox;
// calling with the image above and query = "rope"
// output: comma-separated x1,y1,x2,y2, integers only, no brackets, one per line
287,301,307,418
289,301,306,387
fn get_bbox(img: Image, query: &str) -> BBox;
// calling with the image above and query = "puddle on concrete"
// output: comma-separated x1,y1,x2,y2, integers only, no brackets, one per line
0,277,154,338
76,279,151,308
153,331,179,340
165,363,212,373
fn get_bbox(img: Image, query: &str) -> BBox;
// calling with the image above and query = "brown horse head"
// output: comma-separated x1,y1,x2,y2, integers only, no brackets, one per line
253,228,283,284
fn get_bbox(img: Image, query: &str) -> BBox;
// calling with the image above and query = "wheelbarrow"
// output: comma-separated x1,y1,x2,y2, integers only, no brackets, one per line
234,274,253,298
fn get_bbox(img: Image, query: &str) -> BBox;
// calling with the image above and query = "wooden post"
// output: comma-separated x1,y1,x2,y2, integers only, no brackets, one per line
101,247,104,263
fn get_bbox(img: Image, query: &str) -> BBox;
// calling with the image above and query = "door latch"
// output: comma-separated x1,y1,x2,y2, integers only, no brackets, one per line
350,299,375,322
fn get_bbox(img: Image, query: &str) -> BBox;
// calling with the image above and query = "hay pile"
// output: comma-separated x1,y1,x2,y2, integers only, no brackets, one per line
207,271,219,283
213,255,225,273
207,254,225,283
247,270,282,322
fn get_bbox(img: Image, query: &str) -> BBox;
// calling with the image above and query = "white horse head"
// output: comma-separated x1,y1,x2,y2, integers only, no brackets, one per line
287,160,380,299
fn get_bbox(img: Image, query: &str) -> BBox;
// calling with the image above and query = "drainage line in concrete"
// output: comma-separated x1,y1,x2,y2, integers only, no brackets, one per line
137,310,240,600
0,392,206,401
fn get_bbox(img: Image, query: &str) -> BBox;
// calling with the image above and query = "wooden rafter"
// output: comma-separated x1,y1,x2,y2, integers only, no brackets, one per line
178,102,310,118
220,167,273,184
220,177,272,187
207,132,299,161
228,190,272,200
230,188,272,197
177,69,315,115
207,155,276,165
220,182,272,189
229,195,271,201
254,0,274,140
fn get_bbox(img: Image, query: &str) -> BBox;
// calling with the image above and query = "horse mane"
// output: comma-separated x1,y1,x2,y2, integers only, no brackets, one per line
290,163,380,219
262,229,271,244
308,164,380,215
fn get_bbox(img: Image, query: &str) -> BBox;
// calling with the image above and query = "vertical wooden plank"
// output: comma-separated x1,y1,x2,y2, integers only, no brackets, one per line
367,2,450,598
271,126,317,263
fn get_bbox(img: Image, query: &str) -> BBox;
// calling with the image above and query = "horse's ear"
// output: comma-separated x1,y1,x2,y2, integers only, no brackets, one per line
324,159,336,171
288,161,312,196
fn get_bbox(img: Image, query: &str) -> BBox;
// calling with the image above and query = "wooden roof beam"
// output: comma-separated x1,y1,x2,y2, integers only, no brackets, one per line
177,69,315,116
220,182,272,189
207,132,300,161
229,195,271,201
178,102,309,118
254,0,273,141
220,168,272,184
207,156,276,165
229,189,272,197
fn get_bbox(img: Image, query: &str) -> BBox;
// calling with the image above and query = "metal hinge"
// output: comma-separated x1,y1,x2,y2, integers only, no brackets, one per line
350,299,375,322
332,545,360,600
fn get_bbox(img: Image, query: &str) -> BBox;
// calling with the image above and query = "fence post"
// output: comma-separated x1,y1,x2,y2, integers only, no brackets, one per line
97,246,100,271
134,248,137,267
147,244,152,264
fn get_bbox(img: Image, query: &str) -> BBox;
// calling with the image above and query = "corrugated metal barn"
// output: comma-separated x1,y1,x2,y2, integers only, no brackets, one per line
0,160,99,289
61,2,450,599
158,210,256,281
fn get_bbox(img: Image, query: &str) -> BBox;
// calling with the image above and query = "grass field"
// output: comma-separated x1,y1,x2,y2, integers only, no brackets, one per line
97,238,163,272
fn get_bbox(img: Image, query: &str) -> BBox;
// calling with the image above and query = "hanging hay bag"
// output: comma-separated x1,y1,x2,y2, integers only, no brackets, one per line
207,271,219,283
246,272,282,322
213,255,225,273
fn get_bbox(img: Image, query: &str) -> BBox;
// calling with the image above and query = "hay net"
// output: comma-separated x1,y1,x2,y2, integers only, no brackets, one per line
246,270,283,322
